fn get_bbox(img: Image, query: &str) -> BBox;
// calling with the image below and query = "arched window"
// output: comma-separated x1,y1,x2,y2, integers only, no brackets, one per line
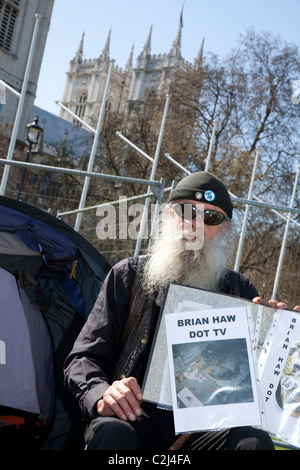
104,100,112,120
74,92,87,125
0,0,19,52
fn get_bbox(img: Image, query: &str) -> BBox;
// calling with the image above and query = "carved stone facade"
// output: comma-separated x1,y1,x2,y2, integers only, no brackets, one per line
59,12,204,126
0,0,54,140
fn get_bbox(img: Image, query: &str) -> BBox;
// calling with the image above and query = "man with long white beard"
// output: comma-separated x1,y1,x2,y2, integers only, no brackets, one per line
64,171,276,450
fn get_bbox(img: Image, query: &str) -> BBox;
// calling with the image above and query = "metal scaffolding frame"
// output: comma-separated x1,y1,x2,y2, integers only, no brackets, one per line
74,59,115,232
55,92,172,253
0,13,300,452
0,149,299,303
0,12,299,300
164,150,300,300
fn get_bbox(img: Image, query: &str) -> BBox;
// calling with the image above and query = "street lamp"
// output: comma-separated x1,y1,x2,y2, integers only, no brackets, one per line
26,114,43,152
17,115,43,200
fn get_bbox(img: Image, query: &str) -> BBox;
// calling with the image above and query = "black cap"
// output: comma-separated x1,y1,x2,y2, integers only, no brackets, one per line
168,171,233,219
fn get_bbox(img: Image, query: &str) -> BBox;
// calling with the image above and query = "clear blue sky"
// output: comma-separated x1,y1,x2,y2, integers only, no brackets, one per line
35,0,300,115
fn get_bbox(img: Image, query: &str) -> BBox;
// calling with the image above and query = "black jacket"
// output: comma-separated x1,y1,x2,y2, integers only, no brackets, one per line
64,256,258,419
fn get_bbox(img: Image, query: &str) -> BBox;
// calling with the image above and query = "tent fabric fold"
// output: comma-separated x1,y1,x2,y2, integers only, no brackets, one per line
0,197,111,449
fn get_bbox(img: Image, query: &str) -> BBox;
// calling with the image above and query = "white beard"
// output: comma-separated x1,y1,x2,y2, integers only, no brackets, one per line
142,214,231,296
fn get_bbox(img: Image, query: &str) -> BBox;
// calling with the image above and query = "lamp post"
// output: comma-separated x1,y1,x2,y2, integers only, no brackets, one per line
17,115,43,200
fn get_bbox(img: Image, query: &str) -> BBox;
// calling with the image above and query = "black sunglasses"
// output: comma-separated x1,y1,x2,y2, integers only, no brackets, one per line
173,203,229,226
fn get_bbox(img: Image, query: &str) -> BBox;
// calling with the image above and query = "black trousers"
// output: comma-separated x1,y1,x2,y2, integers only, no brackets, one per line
85,402,274,451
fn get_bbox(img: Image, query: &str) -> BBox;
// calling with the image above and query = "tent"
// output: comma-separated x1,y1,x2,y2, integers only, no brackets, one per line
0,196,111,449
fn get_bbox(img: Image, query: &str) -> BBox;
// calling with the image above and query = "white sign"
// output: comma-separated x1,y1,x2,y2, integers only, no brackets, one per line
165,307,261,434
259,309,300,447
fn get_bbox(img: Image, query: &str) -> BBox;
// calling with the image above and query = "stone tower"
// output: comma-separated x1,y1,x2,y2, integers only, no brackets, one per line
59,29,133,126
128,12,203,102
59,10,204,126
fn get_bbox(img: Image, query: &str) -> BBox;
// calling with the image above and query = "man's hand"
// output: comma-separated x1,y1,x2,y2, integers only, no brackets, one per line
252,297,300,311
252,296,288,309
96,377,143,422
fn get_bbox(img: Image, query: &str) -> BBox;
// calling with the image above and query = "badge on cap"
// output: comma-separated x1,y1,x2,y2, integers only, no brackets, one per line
195,192,203,200
204,190,215,202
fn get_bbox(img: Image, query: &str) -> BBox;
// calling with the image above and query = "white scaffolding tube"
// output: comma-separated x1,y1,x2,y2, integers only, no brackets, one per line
0,13,42,196
74,59,115,232
0,79,21,98
116,131,153,163
56,101,97,133
134,93,171,256
234,149,260,271
0,158,161,187
164,153,190,175
58,192,155,217
271,166,300,300
205,120,216,171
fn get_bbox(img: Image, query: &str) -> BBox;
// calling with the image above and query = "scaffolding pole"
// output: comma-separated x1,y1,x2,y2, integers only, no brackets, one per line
234,149,260,271
148,177,166,245
56,101,96,133
58,191,158,218
164,153,190,175
0,158,161,187
1,158,299,218
271,166,300,300
205,120,216,171
0,79,21,98
134,93,171,256
0,13,42,196
74,59,115,232
116,131,153,163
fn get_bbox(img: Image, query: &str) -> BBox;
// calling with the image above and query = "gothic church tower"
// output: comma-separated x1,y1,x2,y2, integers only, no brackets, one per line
59,10,203,126
59,29,132,126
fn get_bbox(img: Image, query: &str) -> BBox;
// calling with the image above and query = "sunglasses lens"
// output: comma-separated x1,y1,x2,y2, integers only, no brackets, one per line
173,204,196,221
173,205,227,225
204,211,226,225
